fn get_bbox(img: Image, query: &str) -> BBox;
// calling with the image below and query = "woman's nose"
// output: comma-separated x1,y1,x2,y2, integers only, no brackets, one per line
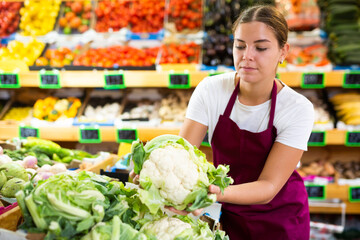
242,47,254,61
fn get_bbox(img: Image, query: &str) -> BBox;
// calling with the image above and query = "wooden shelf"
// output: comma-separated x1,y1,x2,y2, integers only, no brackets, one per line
1,70,353,88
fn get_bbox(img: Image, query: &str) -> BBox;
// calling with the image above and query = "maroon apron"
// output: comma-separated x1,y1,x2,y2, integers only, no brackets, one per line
211,80,310,240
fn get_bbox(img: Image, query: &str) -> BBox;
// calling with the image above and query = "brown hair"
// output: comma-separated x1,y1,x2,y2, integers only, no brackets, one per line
232,5,288,48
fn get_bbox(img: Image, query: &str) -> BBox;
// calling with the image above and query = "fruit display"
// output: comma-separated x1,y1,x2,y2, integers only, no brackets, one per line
129,0,165,33
0,1,22,37
317,0,360,65
159,42,200,64
202,33,233,67
276,0,320,31
297,160,336,178
0,38,45,66
286,44,331,68
2,107,32,122
58,1,92,34
19,0,61,36
330,92,360,126
120,99,160,122
33,96,81,122
159,90,192,122
166,0,203,33
73,45,159,67
35,46,79,67
95,0,130,32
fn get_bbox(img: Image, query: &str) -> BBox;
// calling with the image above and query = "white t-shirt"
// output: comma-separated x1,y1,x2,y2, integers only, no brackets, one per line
186,72,315,151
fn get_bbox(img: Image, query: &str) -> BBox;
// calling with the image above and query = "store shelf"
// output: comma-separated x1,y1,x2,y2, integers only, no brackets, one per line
1,70,354,88
0,124,349,144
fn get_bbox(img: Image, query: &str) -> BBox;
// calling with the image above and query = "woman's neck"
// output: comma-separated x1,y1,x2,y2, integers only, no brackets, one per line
235,74,275,106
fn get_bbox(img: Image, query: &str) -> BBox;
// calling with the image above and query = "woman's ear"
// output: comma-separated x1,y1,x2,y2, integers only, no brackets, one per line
280,43,290,62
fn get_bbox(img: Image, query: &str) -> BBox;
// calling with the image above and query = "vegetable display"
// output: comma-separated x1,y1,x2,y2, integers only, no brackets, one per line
131,134,233,214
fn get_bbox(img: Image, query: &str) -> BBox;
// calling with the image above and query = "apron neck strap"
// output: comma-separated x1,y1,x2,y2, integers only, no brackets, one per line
224,80,278,128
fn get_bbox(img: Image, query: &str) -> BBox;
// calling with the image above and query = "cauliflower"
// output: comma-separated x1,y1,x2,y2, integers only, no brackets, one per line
131,134,233,214
141,215,229,240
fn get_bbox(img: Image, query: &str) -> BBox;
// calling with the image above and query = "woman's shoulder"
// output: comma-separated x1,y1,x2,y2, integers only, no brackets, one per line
278,84,314,109
199,71,236,89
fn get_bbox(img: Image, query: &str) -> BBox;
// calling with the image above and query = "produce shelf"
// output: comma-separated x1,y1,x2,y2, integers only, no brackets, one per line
2,70,351,88
0,124,348,144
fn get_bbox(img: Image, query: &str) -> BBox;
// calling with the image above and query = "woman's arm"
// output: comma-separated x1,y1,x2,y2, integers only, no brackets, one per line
213,142,304,205
179,118,208,148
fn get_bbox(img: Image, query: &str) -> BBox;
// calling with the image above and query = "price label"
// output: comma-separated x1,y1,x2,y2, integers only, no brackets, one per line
343,72,360,88
305,184,326,200
301,73,325,88
308,131,326,147
79,128,101,143
19,126,39,139
104,73,126,89
116,129,138,143
169,73,190,89
201,132,211,147
349,186,360,202
0,73,20,88
345,131,360,146
39,72,61,89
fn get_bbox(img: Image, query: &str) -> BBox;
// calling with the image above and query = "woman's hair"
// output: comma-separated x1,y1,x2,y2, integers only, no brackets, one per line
232,5,288,48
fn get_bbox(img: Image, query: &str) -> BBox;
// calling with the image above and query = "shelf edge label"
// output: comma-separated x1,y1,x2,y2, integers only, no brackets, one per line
305,183,326,200
39,71,61,89
169,73,190,89
0,73,20,88
79,127,101,143
343,72,360,88
19,126,39,139
104,73,126,89
349,186,360,202
116,128,138,143
308,131,326,147
301,73,325,89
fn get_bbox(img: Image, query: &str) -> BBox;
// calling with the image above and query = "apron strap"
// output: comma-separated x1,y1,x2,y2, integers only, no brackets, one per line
268,80,277,128
224,79,278,128
223,80,240,118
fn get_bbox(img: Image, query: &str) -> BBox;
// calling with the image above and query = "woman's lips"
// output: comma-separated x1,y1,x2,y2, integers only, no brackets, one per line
240,66,256,72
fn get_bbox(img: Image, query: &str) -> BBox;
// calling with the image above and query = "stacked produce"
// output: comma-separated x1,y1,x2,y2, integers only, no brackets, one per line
317,0,360,65
159,90,191,123
297,160,336,179
19,0,61,36
0,1,22,37
79,97,122,123
129,0,165,33
73,45,159,67
285,44,331,68
0,38,45,66
131,134,233,214
33,96,81,121
121,100,160,122
95,0,130,32
35,46,79,68
330,92,360,126
4,137,98,166
159,42,200,64
166,0,203,32
15,170,229,239
58,1,92,34
2,106,32,122
0,145,68,198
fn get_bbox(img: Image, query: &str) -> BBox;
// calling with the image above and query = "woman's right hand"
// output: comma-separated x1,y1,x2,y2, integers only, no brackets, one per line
129,169,139,184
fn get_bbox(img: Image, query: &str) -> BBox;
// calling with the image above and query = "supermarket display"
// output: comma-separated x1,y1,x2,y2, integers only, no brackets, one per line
0,0,359,239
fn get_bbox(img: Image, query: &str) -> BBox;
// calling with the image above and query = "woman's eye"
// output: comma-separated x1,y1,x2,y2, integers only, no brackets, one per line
257,47,267,51
235,46,245,50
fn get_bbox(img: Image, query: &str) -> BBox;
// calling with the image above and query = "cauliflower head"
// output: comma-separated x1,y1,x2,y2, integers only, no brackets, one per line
131,134,233,214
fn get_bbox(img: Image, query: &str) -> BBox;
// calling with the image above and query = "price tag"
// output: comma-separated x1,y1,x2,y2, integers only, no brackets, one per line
39,71,61,89
104,73,126,89
343,72,360,88
116,128,138,143
301,73,325,88
349,186,360,203
305,184,326,200
169,73,190,89
345,131,360,146
308,131,326,147
201,132,211,147
0,73,20,88
19,126,39,139
79,128,101,143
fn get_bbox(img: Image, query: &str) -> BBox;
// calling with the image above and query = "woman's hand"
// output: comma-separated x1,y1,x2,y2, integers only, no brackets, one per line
129,169,139,184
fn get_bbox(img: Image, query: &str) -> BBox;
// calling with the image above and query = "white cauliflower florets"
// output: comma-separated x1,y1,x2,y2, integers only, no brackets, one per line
142,217,192,240
140,145,199,205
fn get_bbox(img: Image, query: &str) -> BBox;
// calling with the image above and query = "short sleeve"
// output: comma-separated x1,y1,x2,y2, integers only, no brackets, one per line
275,100,315,151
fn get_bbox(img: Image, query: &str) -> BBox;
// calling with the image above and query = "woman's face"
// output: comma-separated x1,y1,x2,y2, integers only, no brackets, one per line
233,21,288,83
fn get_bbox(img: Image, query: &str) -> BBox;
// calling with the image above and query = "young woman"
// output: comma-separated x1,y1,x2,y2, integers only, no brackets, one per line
178,5,315,240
